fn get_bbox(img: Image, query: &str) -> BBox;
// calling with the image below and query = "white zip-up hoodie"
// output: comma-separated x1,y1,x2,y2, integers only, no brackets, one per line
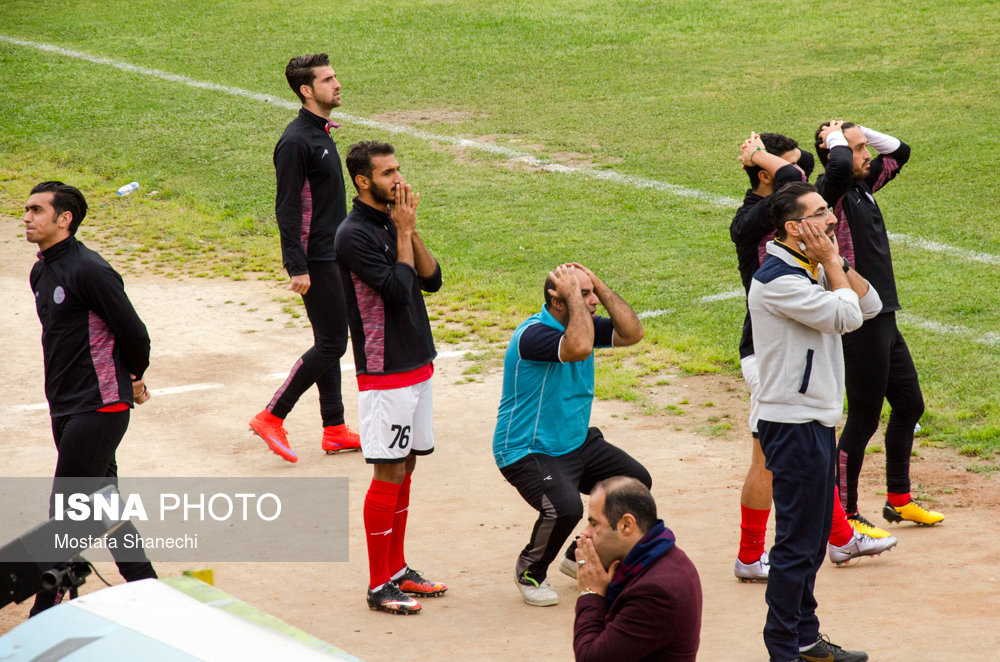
748,241,882,427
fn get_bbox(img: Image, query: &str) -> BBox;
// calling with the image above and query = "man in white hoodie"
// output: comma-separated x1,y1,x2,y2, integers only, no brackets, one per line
749,181,881,662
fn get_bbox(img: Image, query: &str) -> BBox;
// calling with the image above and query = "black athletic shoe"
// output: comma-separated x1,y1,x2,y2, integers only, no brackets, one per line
800,634,868,662
366,581,421,615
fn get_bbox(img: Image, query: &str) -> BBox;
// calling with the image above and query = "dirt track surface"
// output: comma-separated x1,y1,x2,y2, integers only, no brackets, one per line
2,232,999,660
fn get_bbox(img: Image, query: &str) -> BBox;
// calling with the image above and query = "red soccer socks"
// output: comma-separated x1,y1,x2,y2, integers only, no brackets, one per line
387,473,412,577
364,479,402,589
828,487,855,547
738,504,770,564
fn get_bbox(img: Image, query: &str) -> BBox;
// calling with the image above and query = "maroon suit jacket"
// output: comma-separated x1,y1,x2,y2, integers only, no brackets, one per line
573,545,702,662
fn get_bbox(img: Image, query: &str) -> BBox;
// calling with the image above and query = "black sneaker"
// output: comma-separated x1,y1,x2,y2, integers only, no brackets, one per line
366,581,421,615
800,634,868,662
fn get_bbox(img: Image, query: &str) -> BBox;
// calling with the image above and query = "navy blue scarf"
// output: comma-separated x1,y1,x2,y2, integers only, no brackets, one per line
605,520,675,608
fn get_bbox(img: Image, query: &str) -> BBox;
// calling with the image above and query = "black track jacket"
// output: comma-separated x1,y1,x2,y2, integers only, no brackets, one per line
335,199,441,376
30,237,150,417
274,107,347,276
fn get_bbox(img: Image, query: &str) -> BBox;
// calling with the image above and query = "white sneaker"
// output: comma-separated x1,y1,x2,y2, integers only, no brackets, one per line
734,551,769,582
828,531,898,565
516,570,559,607
559,555,578,580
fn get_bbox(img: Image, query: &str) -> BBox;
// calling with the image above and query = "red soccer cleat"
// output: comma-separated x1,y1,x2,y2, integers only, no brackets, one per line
249,410,297,463
395,567,447,597
322,424,361,454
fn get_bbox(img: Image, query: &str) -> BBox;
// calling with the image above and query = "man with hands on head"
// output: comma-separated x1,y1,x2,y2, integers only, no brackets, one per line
749,181,882,662
573,476,701,662
815,119,940,533
493,262,650,608
731,133,895,581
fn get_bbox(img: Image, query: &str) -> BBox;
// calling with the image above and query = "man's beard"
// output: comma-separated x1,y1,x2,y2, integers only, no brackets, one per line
371,181,395,206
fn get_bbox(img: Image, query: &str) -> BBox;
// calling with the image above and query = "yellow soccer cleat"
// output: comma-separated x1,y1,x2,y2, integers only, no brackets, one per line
846,512,891,539
883,499,944,526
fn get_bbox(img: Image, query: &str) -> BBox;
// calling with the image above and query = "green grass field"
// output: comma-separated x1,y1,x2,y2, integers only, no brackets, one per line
2,0,999,460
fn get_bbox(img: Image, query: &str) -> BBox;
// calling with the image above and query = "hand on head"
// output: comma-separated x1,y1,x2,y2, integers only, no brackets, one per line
547,263,580,303
738,132,766,167
817,120,845,149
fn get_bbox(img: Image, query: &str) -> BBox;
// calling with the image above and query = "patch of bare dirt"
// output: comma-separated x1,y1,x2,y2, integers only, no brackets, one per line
373,109,484,125
2,233,999,660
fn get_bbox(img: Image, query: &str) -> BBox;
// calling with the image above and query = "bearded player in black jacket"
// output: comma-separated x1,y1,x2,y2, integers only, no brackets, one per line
249,53,361,462
815,120,943,534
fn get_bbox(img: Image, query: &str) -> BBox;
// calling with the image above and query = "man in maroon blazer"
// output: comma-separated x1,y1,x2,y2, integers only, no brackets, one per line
573,476,702,662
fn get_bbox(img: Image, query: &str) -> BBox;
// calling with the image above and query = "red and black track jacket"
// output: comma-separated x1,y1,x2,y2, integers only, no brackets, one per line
816,139,910,315
30,237,150,417
274,107,347,277
334,198,441,378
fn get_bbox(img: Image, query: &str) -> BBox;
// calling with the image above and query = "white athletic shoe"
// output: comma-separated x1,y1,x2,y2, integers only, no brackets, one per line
559,555,578,580
734,551,769,582
516,570,559,607
828,531,898,565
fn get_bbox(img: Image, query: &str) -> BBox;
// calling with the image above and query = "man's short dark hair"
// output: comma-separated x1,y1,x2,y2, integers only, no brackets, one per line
30,181,87,235
543,273,557,307
744,133,799,190
770,181,817,239
285,53,330,103
346,141,396,192
814,121,856,166
595,476,657,534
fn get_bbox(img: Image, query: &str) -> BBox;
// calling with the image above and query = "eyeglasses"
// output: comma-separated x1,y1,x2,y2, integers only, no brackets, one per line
792,207,835,222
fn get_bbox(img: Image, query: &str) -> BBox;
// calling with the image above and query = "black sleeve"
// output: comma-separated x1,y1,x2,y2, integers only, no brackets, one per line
273,137,310,277
420,263,442,293
866,140,910,193
336,224,419,307
518,323,564,363
76,262,150,379
815,145,854,207
594,317,615,348
729,164,803,245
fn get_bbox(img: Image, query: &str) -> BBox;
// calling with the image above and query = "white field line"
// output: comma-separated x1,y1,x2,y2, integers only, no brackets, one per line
697,289,743,303
887,232,1000,266
897,313,1000,347
2,37,997,349
5,33,998,266
151,383,223,396
10,383,224,412
10,352,470,413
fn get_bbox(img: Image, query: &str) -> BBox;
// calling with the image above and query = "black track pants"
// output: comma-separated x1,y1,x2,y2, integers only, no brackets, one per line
267,260,350,427
837,312,924,514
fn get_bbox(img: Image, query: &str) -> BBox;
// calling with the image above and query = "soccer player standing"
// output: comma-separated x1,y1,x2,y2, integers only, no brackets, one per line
815,120,942,532
23,181,157,616
336,141,446,614
249,54,360,462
